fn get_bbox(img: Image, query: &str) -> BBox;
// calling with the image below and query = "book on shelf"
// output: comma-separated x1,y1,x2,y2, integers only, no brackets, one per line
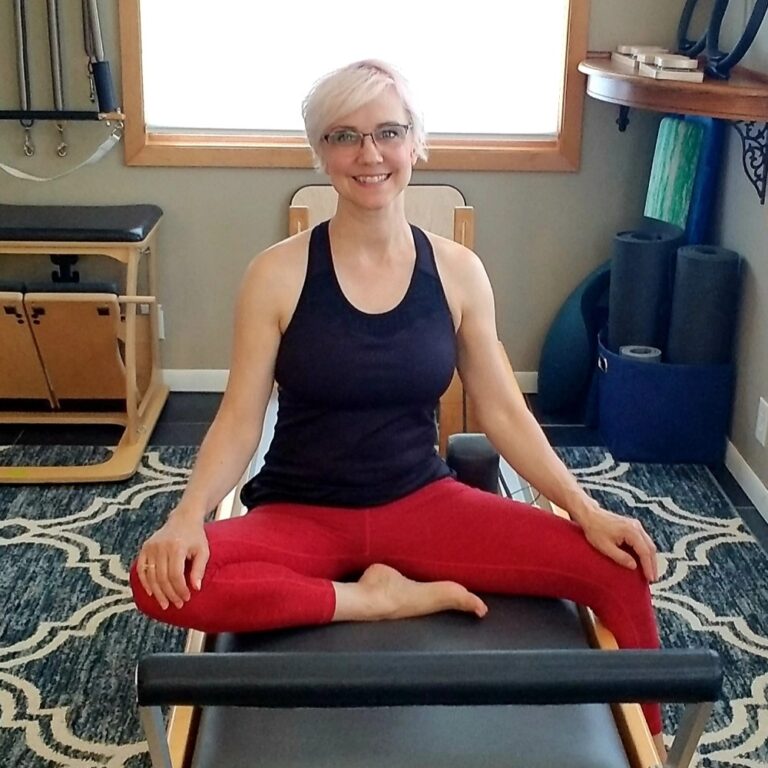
616,44,669,55
635,52,663,63
637,62,704,82
611,51,638,70
652,53,699,70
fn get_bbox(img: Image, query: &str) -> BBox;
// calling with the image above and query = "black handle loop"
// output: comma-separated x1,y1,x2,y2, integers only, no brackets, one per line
676,0,718,57
705,0,768,79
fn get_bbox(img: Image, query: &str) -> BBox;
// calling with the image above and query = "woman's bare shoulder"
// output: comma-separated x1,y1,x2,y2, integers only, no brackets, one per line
423,230,487,284
236,229,311,327
238,230,310,300
247,229,311,278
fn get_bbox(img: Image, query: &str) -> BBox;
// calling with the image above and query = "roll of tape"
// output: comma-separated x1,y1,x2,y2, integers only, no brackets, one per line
619,345,662,363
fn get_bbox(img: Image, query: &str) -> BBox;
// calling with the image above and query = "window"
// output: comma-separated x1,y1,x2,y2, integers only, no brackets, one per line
119,0,587,170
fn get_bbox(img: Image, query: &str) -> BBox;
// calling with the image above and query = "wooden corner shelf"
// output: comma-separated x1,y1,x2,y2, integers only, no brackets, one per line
578,53,768,203
578,54,768,121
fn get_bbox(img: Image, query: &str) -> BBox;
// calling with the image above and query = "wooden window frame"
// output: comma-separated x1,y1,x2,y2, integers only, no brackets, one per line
119,0,588,171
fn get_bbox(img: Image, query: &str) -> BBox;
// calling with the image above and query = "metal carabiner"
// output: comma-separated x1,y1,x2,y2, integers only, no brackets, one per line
21,119,35,157
55,122,68,157
104,118,124,142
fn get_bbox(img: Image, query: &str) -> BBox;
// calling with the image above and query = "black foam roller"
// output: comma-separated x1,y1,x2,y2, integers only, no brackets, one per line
607,224,683,352
640,215,687,244
666,245,741,364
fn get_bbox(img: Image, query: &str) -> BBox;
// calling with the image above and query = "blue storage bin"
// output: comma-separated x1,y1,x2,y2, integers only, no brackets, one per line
596,330,734,463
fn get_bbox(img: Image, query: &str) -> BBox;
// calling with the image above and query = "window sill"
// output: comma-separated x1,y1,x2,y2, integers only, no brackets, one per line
123,132,582,172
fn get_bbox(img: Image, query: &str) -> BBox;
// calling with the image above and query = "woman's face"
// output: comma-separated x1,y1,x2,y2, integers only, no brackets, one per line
319,86,417,211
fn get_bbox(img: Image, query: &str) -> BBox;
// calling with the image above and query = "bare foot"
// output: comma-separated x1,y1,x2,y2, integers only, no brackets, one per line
332,563,488,622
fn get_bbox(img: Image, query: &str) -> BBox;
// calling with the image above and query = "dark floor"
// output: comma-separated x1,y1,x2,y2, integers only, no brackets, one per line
1,391,766,552
526,393,768,554
0,392,219,448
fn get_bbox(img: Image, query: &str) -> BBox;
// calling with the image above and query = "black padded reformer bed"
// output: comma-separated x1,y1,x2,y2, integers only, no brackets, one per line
136,425,722,768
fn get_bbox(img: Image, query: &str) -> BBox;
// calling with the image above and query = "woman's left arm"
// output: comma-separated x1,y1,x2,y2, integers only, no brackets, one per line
451,248,658,582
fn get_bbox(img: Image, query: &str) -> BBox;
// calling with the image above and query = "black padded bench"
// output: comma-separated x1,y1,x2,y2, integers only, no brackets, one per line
0,203,162,242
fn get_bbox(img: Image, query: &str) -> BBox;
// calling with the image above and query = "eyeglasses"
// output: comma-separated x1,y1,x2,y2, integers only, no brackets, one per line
323,123,411,150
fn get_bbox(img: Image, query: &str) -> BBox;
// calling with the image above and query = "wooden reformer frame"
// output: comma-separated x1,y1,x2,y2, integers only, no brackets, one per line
0,225,168,483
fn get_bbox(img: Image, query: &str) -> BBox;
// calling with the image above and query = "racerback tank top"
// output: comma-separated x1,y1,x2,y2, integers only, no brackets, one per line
240,220,456,508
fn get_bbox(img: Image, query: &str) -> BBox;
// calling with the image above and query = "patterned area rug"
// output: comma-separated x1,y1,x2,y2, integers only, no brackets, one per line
0,445,197,768
558,447,768,768
2,444,766,766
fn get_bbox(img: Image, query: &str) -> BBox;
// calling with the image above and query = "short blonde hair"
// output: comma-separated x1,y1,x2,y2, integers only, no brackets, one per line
302,59,427,171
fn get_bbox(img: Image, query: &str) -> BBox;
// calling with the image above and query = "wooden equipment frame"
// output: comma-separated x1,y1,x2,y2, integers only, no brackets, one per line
0,225,168,483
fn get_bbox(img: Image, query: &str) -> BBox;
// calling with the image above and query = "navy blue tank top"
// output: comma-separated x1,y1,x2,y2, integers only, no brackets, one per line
240,220,455,509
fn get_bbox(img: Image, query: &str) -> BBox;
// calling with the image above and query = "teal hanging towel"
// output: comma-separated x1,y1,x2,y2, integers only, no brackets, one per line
644,116,704,233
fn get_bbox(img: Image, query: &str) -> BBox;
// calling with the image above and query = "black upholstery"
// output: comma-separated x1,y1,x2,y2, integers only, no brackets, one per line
447,432,500,491
25,281,120,294
190,598,633,768
140,648,720,709
0,204,163,242
0,280,25,292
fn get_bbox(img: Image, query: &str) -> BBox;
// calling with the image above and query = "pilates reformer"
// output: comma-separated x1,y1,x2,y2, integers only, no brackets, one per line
137,423,722,768
135,187,721,767
0,204,168,483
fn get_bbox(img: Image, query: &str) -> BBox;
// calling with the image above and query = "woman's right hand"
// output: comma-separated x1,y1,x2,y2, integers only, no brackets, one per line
136,509,210,610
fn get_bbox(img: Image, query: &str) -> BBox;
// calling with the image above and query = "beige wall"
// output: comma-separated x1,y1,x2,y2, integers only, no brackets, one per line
3,1,765,489
713,16,768,488
0,0,681,369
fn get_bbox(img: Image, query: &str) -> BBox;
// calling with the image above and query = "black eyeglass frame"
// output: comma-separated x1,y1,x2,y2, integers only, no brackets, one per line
322,123,412,148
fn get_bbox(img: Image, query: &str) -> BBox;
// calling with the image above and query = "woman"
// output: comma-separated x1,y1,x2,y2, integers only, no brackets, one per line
131,59,663,743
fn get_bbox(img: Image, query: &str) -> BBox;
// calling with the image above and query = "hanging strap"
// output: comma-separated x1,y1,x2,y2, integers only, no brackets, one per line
0,122,122,182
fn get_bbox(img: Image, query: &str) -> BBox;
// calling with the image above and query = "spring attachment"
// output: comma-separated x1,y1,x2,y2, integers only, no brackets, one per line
55,122,68,157
21,119,34,157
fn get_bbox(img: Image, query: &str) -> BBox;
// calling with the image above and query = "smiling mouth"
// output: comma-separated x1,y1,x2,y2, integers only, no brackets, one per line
353,174,391,184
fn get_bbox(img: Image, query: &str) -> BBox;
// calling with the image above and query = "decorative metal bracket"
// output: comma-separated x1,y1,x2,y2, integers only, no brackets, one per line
731,121,767,205
616,105,631,132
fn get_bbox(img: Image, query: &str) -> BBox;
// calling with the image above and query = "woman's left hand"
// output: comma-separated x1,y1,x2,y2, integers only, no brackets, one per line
580,506,659,582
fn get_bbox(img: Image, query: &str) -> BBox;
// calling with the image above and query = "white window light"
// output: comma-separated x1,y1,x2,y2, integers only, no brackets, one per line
140,0,570,139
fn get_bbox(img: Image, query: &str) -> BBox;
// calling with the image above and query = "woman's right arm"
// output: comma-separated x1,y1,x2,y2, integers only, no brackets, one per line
136,241,300,609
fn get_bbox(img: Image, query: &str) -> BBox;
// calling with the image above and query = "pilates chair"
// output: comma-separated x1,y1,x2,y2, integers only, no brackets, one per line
0,204,169,483
136,188,722,767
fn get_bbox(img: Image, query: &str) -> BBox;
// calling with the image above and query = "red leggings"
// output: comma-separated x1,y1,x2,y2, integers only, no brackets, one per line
130,477,661,733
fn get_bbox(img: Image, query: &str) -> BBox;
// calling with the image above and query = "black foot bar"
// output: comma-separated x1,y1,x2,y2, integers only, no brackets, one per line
137,648,721,768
